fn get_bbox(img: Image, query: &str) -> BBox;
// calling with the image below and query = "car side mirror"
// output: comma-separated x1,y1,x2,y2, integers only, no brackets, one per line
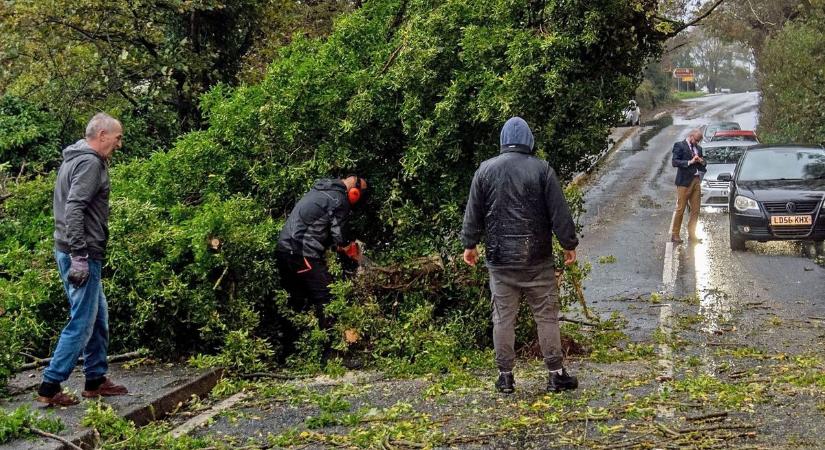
717,173,732,182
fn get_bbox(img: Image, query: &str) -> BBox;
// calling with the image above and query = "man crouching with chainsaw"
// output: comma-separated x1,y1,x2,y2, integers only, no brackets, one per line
276,175,367,358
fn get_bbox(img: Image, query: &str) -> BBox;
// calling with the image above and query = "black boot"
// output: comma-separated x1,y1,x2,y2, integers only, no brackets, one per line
495,371,515,394
548,368,578,393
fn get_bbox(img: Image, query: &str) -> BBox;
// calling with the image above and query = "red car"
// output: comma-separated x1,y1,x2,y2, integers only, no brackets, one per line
711,130,759,142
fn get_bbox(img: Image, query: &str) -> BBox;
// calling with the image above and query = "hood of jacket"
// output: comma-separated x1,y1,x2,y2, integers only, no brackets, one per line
313,179,347,193
62,139,102,163
499,116,535,153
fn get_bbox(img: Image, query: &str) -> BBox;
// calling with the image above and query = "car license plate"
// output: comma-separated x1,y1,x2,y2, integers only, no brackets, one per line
770,215,812,226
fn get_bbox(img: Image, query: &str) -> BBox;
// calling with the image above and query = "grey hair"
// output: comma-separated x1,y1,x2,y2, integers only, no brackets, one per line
85,113,121,138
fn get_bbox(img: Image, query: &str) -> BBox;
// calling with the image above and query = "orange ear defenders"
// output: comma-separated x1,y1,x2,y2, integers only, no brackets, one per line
347,176,363,205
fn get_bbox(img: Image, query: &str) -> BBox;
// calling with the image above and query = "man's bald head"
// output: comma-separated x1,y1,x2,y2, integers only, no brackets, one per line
688,129,703,144
85,113,122,160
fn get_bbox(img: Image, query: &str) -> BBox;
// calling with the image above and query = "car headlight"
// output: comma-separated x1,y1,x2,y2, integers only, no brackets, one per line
701,179,709,188
734,195,759,212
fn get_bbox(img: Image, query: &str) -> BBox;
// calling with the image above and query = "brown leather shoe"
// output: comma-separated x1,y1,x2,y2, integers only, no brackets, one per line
36,391,80,407
82,378,128,398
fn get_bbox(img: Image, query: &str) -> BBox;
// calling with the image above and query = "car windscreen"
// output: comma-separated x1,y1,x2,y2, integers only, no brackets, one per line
704,146,749,164
738,149,825,181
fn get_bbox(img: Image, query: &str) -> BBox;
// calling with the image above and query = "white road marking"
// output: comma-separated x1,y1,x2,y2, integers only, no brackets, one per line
658,239,679,418
662,242,676,290
657,303,675,417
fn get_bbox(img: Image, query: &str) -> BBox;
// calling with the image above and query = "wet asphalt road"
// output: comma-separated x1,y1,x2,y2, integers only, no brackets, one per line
577,91,825,350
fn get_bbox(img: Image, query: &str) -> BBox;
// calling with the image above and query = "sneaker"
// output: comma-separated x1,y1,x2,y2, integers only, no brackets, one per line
495,371,515,394
548,368,578,393
341,356,363,370
36,391,80,407
82,378,128,398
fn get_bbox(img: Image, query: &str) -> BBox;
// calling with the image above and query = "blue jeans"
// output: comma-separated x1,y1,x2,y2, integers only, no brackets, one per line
43,250,109,384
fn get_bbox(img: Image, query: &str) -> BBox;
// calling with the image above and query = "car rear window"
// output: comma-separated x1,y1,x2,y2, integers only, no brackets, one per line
738,148,825,181
704,146,749,164
705,123,740,138
711,136,757,142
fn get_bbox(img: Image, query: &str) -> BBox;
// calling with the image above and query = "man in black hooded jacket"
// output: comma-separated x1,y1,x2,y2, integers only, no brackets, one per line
276,176,367,334
461,117,579,394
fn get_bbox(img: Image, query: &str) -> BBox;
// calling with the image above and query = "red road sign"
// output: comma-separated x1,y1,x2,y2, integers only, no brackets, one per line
673,68,694,78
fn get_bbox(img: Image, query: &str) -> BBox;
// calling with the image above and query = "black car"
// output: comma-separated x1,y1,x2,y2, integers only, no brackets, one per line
719,145,825,251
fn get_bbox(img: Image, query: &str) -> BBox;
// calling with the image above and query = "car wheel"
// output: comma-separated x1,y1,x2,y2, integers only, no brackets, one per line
729,227,746,251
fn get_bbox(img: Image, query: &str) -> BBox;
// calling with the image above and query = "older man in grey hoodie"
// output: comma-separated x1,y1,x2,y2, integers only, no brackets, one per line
37,113,128,406
461,117,579,394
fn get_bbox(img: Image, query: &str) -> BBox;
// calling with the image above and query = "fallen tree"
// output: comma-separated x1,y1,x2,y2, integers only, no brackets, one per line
1,0,672,383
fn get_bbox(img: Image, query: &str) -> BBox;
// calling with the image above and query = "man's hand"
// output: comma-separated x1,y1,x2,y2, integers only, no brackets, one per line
563,249,576,266
68,254,90,287
689,155,700,165
463,248,478,266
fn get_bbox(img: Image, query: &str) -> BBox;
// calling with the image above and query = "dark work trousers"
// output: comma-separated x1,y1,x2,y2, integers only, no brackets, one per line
488,265,563,371
276,252,334,330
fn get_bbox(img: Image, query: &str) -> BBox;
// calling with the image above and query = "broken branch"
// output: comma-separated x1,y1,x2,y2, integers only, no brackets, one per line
28,427,83,450
15,350,146,372
686,411,729,422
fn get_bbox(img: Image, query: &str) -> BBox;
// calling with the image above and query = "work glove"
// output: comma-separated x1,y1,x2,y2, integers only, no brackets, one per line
68,254,90,288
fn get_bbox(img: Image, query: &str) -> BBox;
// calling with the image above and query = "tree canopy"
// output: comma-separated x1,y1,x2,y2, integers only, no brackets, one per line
706,0,825,143
0,0,354,160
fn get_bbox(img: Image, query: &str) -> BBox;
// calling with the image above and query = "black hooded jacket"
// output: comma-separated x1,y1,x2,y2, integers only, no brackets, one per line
277,179,352,259
461,117,578,269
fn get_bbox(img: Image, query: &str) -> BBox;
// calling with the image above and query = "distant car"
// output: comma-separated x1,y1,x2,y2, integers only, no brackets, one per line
710,130,759,142
720,145,825,251
623,100,640,126
700,141,756,207
701,122,740,143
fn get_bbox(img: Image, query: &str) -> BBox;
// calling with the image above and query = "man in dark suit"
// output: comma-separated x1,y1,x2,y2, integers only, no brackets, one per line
670,129,707,244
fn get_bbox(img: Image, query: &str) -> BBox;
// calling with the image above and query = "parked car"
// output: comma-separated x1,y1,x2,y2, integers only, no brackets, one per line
701,121,740,143
700,141,756,207
710,130,759,142
623,100,640,126
719,145,825,251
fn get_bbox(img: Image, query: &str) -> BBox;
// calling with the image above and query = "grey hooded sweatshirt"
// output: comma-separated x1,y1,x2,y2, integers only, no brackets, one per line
53,139,110,260
461,117,578,268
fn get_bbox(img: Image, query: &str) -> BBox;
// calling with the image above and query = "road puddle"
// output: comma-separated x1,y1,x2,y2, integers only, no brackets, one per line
692,220,734,334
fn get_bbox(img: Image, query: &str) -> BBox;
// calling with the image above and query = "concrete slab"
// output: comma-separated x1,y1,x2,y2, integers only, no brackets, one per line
0,363,221,450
